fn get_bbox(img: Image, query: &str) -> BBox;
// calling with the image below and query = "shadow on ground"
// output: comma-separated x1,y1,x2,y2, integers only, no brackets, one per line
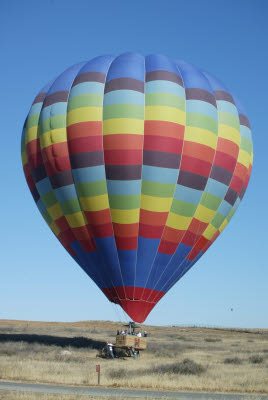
0,334,104,349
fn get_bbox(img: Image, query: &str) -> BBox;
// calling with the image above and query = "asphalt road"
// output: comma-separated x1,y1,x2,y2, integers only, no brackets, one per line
0,381,267,399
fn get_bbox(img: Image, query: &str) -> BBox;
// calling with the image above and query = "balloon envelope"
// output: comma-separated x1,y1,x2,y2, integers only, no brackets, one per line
21,53,253,322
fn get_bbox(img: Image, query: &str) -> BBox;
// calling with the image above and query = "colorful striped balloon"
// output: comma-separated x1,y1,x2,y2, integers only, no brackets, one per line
21,53,253,323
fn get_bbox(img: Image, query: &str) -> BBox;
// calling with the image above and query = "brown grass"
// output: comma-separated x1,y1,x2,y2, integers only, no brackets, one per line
0,319,267,394
0,394,154,400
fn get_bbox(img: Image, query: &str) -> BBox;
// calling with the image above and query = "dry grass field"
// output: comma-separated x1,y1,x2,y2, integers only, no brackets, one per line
0,394,172,400
0,394,161,400
0,394,155,400
0,319,267,394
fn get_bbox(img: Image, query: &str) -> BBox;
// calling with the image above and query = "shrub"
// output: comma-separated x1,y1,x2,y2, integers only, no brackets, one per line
176,336,193,342
147,342,182,357
108,368,128,379
249,355,263,364
204,338,222,342
0,349,16,356
224,357,242,365
152,358,206,375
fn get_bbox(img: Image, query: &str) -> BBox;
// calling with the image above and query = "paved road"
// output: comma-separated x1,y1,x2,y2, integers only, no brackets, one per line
0,381,267,399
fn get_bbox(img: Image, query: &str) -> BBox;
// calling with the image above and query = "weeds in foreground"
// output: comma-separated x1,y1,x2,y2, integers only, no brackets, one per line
107,358,206,379
224,357,243,365
108,367,128,379
151,358,206,375
249,355,264,364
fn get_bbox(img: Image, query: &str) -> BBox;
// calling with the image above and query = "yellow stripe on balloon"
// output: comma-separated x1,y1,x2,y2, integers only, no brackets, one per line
184,126,217,149
202,224,218,240
50,221,60,236
47,203,63,220
25,126,38,144
237,149,250,169
40,128,67,149
21,151,28,166
67,107,102,125
218,124,240,146
65,211,86,228
110,208,139,224
166,213,191,230
219,218,228,233
145,106,185,125
141,194,172,212
194,204,215,223
79,195,110,212
103,118,144,135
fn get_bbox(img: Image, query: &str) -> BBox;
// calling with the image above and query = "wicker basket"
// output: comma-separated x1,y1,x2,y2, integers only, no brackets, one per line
115,335,147,350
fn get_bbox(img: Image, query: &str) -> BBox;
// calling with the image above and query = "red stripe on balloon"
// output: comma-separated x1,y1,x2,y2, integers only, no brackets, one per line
104,149,142,165
180,155,212,177
115,236,138,250
67,121,102,140
44,157,71,176
214,151,237,172
68,136,103,154
144,120,185,139
139,223,165,239
143,135,183,154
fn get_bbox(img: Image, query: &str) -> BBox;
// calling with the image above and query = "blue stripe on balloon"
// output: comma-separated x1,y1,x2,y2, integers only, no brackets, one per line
70,241,109,288
72,166,106,183
36,177,52,196
161,258,190,292
68,82,104,98
36,198,46,214
240,125,252,141
145,80,185,98
174,184,203,204
164,250,204,293
107,180,141,195
117,249,137,287
145,252,172,289
154,243,192,291
94,237,124,288
28,103,43,117
205,178,228,199
216,100,239,116
40,103,67,121
187,100,218,120
233,198,241,212
54,184,78,202
135,237,161,288
142,165,179,184
103,90,144,106
217,200,232,217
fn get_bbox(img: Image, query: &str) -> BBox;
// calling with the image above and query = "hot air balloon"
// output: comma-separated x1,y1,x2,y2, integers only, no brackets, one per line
21,53,253,323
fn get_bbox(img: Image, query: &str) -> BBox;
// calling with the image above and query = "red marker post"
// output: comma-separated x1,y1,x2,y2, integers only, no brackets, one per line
96,364,101,385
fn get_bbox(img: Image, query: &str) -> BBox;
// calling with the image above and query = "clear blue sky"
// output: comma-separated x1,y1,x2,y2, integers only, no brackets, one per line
1,0,267,328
